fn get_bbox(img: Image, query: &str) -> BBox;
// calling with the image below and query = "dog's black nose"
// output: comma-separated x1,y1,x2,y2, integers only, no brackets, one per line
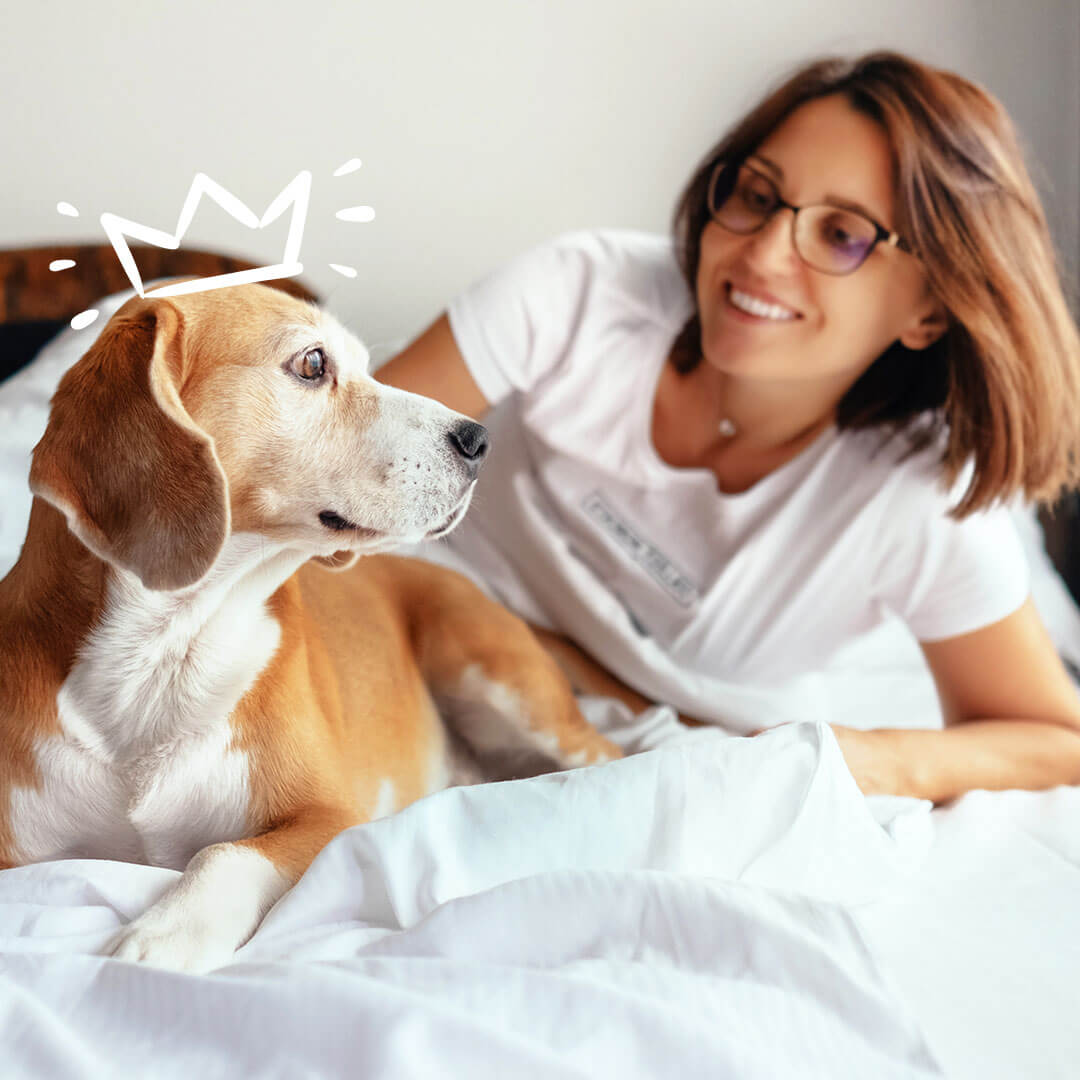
447,420,490,473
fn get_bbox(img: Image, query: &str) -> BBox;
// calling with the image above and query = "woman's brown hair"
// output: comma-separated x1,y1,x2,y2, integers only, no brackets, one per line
670,50,1080,517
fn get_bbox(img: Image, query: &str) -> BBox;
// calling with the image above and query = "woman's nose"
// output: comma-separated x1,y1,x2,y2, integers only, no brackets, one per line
741,208,801,274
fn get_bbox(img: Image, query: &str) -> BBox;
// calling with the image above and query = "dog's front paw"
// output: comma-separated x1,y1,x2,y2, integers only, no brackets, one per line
101,842,290,973
105,914,237,974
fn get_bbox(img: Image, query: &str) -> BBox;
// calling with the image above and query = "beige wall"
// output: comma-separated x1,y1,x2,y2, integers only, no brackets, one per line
4,0,1077,350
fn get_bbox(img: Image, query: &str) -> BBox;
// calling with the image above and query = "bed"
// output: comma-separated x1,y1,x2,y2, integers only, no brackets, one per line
1,248,1078,1078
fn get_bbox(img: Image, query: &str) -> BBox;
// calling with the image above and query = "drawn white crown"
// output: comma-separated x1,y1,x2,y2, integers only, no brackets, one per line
100,171,311,298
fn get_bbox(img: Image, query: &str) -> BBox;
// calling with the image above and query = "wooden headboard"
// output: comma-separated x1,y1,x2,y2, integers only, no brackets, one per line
0,243,318,324
0,243,320,386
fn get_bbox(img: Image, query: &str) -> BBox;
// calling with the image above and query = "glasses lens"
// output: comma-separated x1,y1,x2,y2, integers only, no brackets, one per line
796,206,877,274
710,164,777,233
708,163,883,274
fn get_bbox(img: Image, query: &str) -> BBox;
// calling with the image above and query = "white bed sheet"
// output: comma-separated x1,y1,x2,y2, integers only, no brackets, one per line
1,299,1078,1078
857,782,1080,1079
2,721,945,1079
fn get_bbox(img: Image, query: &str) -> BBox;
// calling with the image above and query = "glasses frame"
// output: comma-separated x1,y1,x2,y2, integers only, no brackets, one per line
706,159,911,275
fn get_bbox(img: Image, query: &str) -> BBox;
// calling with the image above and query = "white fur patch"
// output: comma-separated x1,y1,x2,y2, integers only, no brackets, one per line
128,723,254,870
435,664,568,779
435,666,616,779
8,735,138,864
453,664,534,748
369,778,398,821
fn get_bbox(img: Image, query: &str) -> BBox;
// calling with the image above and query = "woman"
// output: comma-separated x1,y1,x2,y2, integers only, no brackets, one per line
375,50,1080,805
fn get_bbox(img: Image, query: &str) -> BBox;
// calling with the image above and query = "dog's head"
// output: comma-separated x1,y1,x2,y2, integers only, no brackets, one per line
29,283,487,591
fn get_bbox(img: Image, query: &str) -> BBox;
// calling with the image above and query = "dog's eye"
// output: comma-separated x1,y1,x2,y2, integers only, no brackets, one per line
293,348,326,381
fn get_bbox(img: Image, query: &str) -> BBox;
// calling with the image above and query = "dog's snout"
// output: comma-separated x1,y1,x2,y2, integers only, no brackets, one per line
447,420,490,474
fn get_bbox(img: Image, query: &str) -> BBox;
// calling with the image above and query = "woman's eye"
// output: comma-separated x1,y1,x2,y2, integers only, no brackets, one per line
827,224,853,246
738,184,774,212
821,213,869,254
295,348,326,381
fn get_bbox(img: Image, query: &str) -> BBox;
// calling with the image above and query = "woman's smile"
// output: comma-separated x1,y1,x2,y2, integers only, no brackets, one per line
722,282,802,325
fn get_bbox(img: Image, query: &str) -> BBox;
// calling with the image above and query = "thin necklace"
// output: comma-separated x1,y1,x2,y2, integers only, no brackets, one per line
693,347,738,438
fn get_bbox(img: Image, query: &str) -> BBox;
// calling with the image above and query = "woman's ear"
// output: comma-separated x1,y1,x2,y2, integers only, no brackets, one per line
898,291,950,352
29,298,230,591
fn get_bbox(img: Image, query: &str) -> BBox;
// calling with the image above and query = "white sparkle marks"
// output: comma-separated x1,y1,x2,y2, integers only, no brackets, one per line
49,259,77,271
70,309,100,330
57,202,79,217
333,158,363,177
335,206,375,223
331,162,373,267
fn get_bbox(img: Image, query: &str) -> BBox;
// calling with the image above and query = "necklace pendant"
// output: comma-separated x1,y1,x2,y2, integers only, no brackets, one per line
717,418,737,437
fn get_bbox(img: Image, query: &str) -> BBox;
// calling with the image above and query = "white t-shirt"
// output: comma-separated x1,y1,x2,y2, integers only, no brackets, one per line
440,228,1030,731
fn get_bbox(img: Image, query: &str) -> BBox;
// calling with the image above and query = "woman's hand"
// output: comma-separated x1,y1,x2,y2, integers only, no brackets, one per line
827,724,901,795
749,723,901,796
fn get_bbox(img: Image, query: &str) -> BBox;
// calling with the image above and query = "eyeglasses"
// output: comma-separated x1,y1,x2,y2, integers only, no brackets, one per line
706,160,911,275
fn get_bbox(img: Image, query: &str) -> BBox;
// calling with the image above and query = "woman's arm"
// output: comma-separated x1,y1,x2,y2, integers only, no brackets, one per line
834,597,1080,804
373,313,492,419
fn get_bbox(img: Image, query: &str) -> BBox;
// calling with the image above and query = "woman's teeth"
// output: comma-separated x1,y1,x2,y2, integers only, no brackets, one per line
729,287,797,321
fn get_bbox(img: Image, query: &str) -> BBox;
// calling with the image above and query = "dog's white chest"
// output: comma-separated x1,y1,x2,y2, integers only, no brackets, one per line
8,553,284,870
9,723,253,870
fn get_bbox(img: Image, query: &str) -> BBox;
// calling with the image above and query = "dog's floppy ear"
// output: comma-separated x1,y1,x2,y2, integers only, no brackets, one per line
29,298,230,591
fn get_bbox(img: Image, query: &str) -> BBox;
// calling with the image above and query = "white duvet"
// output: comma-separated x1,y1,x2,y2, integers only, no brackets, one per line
2,297,1079,1079
2,717,942,1079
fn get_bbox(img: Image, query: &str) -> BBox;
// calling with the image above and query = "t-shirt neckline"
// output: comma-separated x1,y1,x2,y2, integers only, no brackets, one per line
636,324,839,500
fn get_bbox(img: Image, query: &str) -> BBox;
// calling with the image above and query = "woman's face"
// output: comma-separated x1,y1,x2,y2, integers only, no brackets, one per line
696,92,946,385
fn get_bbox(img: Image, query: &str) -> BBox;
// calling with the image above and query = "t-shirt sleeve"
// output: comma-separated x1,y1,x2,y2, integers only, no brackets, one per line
876,478,1031,642
446,231,594,406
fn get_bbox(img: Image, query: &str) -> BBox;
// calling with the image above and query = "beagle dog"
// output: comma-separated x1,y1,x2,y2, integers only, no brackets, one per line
0,283,622,973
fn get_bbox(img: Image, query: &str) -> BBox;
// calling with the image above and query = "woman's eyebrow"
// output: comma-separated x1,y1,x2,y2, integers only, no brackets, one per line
749,152,892,230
